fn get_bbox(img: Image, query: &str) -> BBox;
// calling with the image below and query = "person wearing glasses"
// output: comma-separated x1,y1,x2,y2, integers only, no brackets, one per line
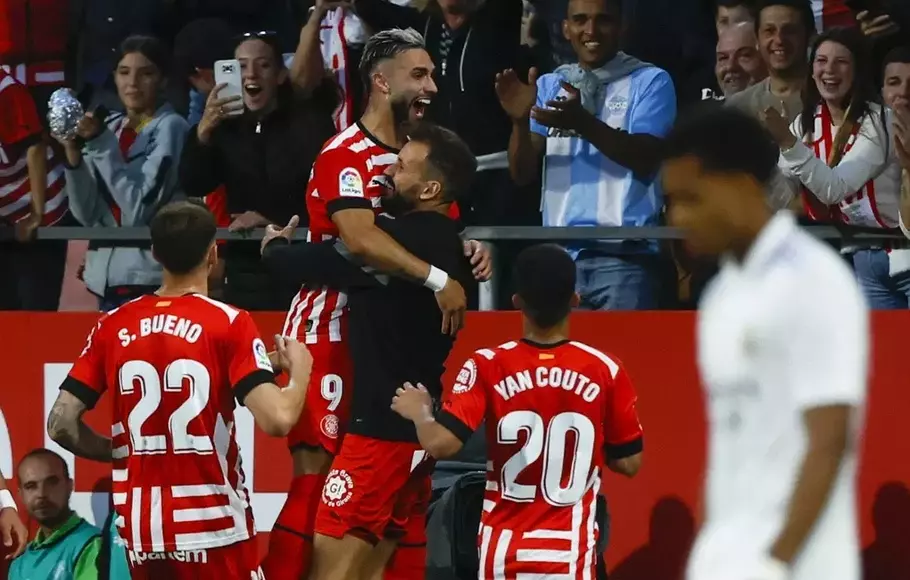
179,28,338,311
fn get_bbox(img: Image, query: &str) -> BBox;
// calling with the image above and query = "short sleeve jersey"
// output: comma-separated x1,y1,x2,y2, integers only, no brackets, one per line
437,339,642,574
61,294,275,553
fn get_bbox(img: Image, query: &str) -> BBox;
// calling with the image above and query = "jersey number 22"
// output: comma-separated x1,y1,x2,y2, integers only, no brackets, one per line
119,359,213,455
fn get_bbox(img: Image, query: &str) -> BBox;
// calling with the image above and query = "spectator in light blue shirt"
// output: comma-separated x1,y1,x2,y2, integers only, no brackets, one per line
498,0,676,310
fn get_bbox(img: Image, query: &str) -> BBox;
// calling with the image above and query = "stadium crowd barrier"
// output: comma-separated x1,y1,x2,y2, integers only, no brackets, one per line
3,224,905,312
1,309,908,578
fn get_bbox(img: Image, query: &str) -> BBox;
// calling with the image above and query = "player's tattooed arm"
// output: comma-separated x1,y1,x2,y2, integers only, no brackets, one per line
47,391,113,463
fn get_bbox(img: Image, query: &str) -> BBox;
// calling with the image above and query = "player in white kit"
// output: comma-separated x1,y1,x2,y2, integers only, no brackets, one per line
661,107,868,580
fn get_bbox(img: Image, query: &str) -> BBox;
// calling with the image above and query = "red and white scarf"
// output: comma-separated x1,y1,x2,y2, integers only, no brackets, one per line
319,8,359,132
800,103,887,228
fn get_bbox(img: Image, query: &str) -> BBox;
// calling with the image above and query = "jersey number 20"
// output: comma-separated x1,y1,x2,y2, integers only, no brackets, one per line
119,359,213,455
498,410,596,507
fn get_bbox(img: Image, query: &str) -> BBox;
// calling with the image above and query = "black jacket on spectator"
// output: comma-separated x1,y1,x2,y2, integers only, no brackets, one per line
179,83,336,310
354,0,522,158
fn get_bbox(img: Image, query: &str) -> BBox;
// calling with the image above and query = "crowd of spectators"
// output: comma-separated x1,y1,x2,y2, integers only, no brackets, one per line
0,0,909,312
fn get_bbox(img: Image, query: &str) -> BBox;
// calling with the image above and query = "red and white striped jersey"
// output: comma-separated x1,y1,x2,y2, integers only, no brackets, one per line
283,122,398,344
0,70,67,225
62,294,276,553
437,340,644,579
811,0,853,31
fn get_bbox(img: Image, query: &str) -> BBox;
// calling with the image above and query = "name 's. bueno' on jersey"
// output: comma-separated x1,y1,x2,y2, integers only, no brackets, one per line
478,365,601,402
118,314,203,347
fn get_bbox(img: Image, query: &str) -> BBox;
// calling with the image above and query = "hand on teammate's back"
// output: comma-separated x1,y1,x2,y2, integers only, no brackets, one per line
390,382,434,424
436,278,466,337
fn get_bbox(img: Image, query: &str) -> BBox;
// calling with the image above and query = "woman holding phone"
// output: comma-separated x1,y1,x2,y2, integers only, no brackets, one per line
57,35,189,311
179,22,338,311
763,26,908,308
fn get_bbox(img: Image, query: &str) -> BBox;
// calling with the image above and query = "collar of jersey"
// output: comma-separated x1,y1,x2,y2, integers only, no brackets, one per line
521,338,570,349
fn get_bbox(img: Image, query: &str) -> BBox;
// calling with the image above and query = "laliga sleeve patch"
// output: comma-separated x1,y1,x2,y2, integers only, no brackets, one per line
338,167,364,197
453,358,477,394
253,338,273,372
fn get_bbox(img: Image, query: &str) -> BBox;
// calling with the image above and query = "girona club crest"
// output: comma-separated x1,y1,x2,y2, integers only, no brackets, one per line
320,414,339,439
322,469,354,507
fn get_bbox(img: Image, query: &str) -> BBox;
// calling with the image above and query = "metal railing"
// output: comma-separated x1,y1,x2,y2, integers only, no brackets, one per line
2,225,904,311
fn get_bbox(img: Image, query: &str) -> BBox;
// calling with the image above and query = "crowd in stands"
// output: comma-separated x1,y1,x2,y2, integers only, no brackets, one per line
0,0,909,312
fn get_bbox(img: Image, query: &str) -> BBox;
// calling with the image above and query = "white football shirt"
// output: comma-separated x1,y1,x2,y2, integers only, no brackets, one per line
687,211,868,580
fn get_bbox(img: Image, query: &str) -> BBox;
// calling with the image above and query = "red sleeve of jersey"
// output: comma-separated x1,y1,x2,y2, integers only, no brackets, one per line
0,80,43,146
60,318,109,409
227,310,278,405
603,362,643,460
316,147,374,217
204,186,230,247
436,354,489,443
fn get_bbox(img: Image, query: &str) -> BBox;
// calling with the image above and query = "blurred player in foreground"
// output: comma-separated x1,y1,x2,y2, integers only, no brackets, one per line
661,107,868,580
391,243,644,578
46,200,314,579
263,122,476,580
0,474,27,560
266,28,491,580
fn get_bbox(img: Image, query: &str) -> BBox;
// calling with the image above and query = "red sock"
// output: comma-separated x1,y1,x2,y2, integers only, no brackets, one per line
261,474,326,580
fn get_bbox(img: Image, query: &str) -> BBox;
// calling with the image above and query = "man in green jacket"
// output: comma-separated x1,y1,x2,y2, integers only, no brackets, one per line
8,449,101,580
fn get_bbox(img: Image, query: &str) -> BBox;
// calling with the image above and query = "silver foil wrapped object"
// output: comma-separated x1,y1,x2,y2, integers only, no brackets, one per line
47,88,85,140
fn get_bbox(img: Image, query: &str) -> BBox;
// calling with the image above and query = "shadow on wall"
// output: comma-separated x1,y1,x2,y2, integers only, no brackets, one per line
609,496,696,580
863,482,910,580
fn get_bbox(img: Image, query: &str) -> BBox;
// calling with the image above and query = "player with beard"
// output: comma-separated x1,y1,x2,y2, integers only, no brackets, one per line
262,122,477,580
264,28,491,580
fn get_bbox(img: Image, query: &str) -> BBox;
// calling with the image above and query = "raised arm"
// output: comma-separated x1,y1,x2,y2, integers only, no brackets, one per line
775,109,891,205
497,67,546,186
290,1,348,96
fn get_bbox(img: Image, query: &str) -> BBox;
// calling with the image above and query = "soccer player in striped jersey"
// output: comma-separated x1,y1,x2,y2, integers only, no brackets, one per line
265,28,491,580
392,244,644,579
46,201,315,579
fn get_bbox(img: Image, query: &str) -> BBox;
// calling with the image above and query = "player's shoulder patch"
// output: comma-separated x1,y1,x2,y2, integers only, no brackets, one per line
252,338,273,373
453,357,478,394
338,167,364,197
